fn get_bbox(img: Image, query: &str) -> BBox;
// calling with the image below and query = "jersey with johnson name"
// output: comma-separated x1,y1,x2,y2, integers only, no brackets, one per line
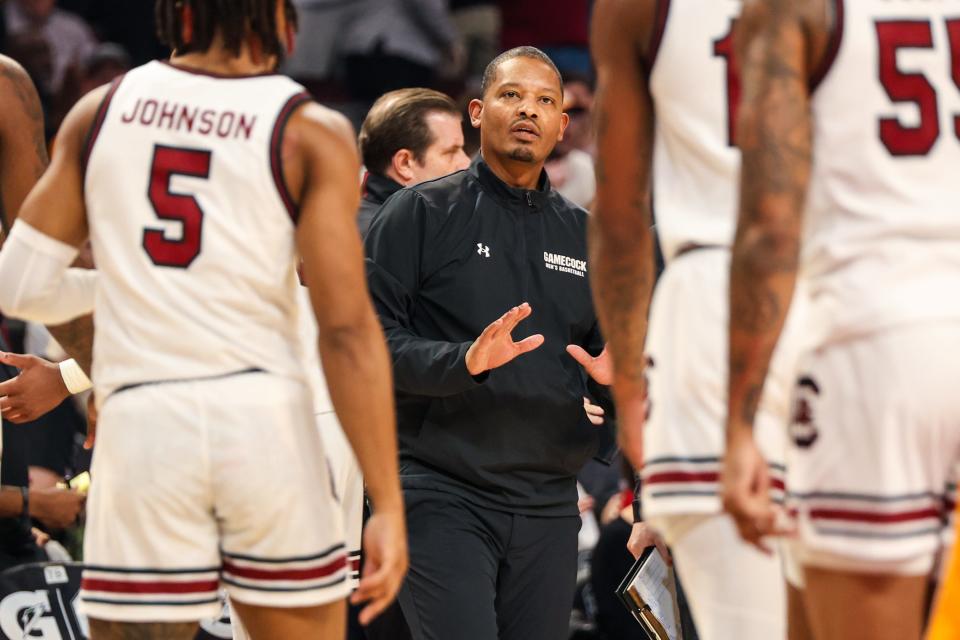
84,60,312,396
804,0,960,345
648,0,743,263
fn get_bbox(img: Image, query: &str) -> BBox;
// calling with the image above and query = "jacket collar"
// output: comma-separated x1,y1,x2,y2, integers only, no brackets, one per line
470,155,552,209
363,172,404,206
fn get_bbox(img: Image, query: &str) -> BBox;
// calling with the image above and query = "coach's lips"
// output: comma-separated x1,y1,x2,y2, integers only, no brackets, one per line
510,122,540,142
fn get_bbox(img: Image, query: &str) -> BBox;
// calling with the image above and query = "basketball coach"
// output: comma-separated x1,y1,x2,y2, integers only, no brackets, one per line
364,46,615,640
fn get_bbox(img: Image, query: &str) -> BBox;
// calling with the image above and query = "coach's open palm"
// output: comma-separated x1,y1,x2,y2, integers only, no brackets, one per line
465,303,545,375
352,508,408,626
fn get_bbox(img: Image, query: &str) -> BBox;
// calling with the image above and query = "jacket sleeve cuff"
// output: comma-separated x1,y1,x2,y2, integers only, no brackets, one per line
453,341,488,389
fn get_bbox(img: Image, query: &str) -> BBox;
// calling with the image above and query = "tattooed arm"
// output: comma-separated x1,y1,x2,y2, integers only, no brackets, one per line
722,0,829,549
0,55,48,241
588,0,657,470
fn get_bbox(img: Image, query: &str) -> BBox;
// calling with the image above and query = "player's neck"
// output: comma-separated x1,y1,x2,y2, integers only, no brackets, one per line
169,36,277,77
481,150,543,191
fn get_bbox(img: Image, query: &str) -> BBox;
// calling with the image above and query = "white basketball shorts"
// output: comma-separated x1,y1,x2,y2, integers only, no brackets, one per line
641,248,804,518
787,321,960,575
316,411,363,589
80,370,348,622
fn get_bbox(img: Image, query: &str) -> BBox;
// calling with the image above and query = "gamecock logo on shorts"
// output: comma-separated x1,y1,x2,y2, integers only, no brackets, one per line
790,376,820,449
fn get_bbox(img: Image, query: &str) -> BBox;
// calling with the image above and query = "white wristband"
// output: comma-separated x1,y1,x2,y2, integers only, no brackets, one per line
59,358,92,394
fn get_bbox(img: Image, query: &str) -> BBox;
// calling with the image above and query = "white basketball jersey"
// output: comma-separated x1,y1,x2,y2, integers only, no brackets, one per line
649,0,743,263
84,61,313,396
804,1,960,344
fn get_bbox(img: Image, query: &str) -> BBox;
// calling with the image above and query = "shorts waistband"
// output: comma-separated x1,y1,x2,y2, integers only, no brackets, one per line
109,367,265,399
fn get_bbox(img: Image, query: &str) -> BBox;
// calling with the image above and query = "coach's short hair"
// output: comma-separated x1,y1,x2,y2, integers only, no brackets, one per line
359,88,461,175
480,46,563,97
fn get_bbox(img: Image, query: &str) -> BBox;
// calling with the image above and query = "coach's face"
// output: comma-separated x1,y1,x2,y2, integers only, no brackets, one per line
470,57,568,166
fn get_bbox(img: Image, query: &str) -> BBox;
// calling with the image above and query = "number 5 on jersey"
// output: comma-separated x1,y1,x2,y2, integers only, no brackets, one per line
143,145,210,268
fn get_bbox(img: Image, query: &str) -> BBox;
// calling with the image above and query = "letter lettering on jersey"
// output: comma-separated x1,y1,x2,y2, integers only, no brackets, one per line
216,112,236,138
198,109,215,135
140,99,159,126
121,98,141,124
236,114,257,140
158,101,177,130
177,105,197,133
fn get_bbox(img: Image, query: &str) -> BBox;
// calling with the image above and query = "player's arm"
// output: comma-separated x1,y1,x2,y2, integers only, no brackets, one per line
588,0,657,471
723,0,829,547
288,104,407,625
0,88,105,334
0,58,95,424
0,55,48,240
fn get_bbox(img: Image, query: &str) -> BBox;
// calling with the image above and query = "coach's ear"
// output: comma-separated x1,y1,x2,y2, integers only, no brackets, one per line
390,148,418,184
468,99,483,130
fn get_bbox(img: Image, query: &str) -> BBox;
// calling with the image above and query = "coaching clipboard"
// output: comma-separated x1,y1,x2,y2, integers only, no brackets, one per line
615,545,683,640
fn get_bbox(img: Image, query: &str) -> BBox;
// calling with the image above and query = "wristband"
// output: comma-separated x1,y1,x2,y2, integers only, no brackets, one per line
59,359,92,394
19,486,29,523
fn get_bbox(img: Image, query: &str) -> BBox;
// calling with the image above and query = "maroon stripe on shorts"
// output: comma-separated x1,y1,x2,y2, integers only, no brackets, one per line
81,578,218,594
222,555,346,581
809,507,941,524
645,471,718,484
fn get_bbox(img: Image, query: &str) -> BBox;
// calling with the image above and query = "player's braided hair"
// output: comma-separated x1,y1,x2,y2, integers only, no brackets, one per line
155,0,297,60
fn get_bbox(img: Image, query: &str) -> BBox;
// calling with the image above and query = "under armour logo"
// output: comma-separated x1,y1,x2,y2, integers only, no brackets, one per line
477,243,490,258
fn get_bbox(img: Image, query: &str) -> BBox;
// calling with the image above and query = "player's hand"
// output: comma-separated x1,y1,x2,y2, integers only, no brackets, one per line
721,429,793,553
567,344,613,385
84,393,97,450
583,396,605,425
352,507,408,626
30,487,85,530
0,352,69,423
465,303,544,375
627,522,671,564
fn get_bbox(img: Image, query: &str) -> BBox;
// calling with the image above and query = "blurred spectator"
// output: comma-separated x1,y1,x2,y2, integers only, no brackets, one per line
561,72,595,154
4,0,96,94
58,0,165,66
78,42,130,94
499,0,591,77
450,0,499,82
342,0,460,103
54,41,131,121
545,146,594,209
545,75,596,208
284,0,357,83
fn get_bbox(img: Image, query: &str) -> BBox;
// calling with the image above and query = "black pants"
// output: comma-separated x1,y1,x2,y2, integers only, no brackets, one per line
398,489,580,640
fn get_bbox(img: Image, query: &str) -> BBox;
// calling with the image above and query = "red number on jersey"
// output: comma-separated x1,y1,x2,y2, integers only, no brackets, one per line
713,20,741,147
143,145,210,268
948,19,960,143
876,21,940,156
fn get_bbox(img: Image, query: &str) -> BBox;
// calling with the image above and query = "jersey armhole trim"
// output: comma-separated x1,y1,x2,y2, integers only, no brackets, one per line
643,0,672,78
81,74,125,186
809,0,844,92
270,91,313,225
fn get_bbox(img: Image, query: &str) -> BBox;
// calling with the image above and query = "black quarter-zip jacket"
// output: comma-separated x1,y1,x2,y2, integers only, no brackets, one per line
364,157,615,517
